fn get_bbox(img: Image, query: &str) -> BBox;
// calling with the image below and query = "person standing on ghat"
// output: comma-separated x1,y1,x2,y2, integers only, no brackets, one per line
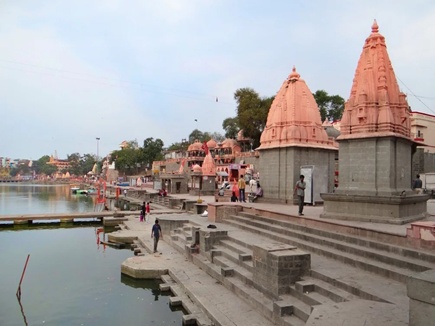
151,219,162,253
238,174,246,202
294,175,306,216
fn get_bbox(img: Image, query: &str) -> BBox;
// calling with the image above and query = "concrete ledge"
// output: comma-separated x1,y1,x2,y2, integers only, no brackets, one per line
159,283,171,291
221,267,234,277
273,300,294,317
295,281,314,293
239,253,252,261
182,314,197,326
169,296,182,307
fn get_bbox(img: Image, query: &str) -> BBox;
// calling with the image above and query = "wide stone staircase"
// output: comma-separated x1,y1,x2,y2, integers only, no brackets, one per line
164,210,435,325
224,211,435,283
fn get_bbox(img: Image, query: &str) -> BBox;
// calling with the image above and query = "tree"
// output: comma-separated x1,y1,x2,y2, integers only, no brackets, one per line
210,132,225,142
234,88,274,148
188,129,204,143
111,147,139,174
67,153,81,176
141,138,164,168
34,155,57,176
222,117,239,139
167,142,189,151
313,90,345,122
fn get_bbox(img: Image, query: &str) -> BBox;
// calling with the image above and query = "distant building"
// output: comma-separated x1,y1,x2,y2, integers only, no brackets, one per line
47,155,70,171
410,111,435,153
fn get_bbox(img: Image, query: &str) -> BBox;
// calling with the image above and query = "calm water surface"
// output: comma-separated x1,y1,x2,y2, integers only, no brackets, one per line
0,184,184,325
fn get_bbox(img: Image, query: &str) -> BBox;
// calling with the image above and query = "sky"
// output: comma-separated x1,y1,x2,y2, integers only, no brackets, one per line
1,0,435,160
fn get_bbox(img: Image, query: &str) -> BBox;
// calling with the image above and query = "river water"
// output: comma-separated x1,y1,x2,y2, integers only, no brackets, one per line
0,183,184,325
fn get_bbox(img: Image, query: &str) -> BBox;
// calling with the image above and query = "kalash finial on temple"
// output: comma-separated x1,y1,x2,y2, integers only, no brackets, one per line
371,19,379,33
339,20,411,139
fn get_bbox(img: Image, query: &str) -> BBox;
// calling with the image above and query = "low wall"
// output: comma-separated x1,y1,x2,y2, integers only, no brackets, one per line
207,203,242,223
408,269,435,325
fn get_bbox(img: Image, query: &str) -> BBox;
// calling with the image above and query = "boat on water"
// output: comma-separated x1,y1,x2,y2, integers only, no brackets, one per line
72,189,89,195
70,184,80,193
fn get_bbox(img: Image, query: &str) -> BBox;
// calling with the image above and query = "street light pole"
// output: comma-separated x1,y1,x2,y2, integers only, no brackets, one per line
96,137,100,175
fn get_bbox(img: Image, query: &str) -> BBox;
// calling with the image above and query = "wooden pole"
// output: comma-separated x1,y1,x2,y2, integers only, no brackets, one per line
16,254,30,300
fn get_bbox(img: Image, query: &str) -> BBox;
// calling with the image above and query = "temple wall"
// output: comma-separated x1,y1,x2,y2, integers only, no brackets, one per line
337,137,412,195
259,147,336,203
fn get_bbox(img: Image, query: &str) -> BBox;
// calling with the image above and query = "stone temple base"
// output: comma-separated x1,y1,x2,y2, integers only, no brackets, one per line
320,193,429,225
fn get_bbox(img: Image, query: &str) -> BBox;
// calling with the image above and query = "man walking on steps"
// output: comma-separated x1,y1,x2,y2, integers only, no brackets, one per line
294,175,306,216
151,219,163,253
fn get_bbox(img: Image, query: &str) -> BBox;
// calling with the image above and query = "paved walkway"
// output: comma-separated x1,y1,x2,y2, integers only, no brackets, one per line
166,193,435,237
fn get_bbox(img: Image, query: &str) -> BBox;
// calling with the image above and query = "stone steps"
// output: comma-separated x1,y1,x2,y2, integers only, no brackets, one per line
190,250,308,326
212,241,368,322
167,229,307,325
226,214,435,282
238,211,435,264
212,244,254,273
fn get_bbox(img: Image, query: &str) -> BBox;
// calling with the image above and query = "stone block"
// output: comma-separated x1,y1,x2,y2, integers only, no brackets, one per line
182,314,197,326
199,229,228,253
221,267,234,277
159,283,171,292
253,243,310,298
273,300,294,316
169,296,182,307
239,253,252,261
295,281,314,293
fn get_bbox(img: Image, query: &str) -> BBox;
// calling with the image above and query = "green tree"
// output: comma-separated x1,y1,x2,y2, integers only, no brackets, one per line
34,155,57,176
188,129,204,143
222,117,239,139
167,142,189,151
313,90,345,122
234,88,274,148
67,153,81,176
111,147,139,174
80,154,96,176
141,138,164,169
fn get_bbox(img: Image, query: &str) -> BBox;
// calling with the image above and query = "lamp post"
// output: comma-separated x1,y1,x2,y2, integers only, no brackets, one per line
96,137,100,175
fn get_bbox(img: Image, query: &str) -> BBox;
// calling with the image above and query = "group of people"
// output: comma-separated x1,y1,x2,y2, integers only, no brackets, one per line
139,201,151,222
227,174,264,203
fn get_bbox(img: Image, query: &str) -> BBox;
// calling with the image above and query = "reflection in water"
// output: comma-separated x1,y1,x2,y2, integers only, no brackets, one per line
0,184,97,215
16,296,28,326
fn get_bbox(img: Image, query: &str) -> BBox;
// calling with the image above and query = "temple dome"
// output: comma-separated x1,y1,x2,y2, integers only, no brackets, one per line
339,20,411,140
206,139,217,149
258,66,336,150
187,139,203,152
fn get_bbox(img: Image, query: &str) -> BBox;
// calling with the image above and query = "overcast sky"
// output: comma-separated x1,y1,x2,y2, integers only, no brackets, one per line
1,1,434,160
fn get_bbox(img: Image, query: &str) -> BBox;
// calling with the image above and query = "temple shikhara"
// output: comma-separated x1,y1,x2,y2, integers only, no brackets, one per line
321,20,428,223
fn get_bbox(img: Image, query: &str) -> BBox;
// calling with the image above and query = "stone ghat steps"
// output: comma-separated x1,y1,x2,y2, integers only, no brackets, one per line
210,253,311,324
227,213,435,283
159,275,214,326
190,249,307,326
237,212,435,265
225,234,397,304
169,225,306,325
